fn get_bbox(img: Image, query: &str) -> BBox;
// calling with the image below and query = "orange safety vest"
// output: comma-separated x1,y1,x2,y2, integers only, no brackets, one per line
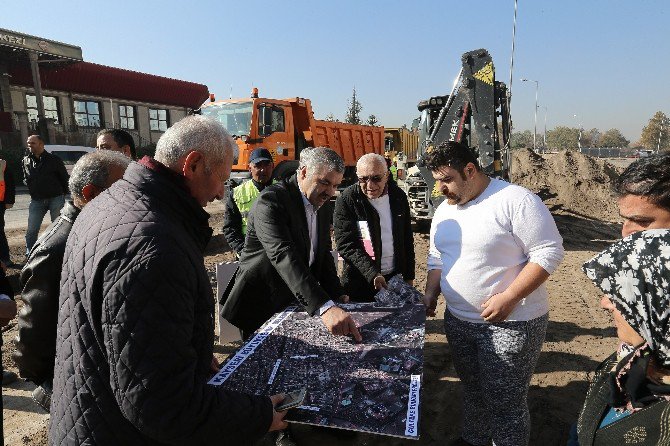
0,159,6,202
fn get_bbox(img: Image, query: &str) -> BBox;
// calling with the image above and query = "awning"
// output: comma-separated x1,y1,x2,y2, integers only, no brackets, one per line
8,61,209,109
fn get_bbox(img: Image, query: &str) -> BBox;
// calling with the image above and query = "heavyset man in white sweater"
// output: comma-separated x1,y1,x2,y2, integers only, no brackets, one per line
422,142,564,446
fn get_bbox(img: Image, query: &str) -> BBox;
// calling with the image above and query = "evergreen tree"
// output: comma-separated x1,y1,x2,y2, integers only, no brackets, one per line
366,114,378,126
345,87,363,125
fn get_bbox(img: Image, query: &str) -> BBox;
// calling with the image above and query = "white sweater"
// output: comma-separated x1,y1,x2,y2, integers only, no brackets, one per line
427,178,564,323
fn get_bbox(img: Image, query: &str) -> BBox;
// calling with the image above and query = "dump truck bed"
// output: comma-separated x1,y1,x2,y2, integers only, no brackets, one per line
311,120,385,167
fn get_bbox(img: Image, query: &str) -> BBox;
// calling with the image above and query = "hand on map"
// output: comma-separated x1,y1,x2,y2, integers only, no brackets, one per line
321,306,362,342
269,394,289,431
373,274,388,290
480,291,517,322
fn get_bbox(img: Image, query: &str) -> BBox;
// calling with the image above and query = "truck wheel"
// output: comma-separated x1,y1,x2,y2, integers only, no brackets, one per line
272,161,300,181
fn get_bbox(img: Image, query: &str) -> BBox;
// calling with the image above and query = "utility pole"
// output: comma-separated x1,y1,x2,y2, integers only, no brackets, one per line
573,114,582,151
520,78,539,152
543,106,547,152
658,118,665,153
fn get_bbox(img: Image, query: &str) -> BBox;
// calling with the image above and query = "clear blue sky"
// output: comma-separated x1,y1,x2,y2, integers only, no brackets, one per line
3,0,668,142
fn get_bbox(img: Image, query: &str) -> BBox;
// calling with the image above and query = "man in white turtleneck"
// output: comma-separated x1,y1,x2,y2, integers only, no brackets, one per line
334,153,415,301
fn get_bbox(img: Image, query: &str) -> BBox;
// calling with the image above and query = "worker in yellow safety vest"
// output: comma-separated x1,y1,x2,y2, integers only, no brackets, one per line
389,163,398,181
223,148,275,257
385,156,398,182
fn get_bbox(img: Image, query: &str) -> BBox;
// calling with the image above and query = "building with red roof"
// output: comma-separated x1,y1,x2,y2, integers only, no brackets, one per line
0,28,209,148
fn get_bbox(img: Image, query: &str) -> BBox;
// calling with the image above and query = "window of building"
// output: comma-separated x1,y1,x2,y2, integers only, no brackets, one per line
149,108,168,131
26,94,60,124
118,105,136,130
73,100,101,127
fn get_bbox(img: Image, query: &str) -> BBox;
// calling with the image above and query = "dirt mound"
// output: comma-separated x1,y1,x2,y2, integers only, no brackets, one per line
511,149,621,223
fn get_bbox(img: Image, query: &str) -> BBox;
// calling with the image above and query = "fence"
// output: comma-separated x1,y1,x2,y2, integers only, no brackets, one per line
578,147,634,158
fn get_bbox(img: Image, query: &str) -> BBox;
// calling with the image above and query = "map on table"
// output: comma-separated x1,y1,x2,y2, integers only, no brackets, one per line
209,295,425,439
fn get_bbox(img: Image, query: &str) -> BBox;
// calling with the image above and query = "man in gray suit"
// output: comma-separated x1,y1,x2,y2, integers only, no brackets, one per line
222,147,361,342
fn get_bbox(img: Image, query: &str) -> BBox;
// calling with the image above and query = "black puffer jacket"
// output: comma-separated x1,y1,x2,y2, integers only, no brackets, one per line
14,200,80,385
50,160,273,445
333,182,415,301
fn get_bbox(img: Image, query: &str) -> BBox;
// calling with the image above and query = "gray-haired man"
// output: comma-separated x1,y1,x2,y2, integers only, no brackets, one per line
222,147,361,340
50,116,286,445
15,150,131,411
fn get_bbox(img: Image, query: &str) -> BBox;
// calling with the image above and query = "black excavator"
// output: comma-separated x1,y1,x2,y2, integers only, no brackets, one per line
401,48,511,220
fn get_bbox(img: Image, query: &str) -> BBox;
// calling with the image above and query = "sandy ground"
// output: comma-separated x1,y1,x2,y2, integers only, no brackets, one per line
1,152,628,445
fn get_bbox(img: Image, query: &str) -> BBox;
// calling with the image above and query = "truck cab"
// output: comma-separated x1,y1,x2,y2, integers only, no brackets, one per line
200,94,314,182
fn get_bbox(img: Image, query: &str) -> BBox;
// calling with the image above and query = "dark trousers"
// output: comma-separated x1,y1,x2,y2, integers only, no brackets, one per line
0,206,8,263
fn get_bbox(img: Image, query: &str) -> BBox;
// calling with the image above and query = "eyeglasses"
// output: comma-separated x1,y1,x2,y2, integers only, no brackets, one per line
357,174,386,184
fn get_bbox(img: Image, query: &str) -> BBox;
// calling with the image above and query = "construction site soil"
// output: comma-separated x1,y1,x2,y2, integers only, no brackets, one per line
1,150,629,445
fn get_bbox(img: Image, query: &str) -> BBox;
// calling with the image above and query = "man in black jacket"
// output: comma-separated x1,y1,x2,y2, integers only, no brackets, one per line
22,134,69,255
334,153,415,301
50,116,286,445
222,147,361,341
14,150,131,412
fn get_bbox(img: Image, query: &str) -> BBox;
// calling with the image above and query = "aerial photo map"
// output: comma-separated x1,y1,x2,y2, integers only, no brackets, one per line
209,275,425,439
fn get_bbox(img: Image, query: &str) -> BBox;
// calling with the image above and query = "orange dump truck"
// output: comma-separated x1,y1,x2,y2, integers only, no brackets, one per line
199,89,384,185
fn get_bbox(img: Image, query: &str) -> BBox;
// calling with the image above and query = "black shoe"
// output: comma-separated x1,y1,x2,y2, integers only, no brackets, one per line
2,370,17,386
273,429,297,446
32,383,52,412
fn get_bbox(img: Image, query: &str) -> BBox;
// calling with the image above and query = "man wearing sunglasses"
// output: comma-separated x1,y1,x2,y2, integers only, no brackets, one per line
334,153,415,301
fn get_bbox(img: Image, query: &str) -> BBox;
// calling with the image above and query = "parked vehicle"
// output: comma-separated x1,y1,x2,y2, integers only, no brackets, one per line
199,88,385,187
384,127,419,180
45,145,95,174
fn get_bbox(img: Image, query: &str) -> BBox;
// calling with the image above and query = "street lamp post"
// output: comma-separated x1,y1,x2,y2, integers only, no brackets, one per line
520,78,539,152
573,114,582,151
542,106,548,152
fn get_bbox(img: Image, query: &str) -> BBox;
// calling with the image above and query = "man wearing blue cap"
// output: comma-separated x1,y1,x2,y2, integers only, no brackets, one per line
223,148,275,256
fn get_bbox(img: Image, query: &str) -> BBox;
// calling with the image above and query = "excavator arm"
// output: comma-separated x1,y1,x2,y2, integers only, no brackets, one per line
413,48,510,212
